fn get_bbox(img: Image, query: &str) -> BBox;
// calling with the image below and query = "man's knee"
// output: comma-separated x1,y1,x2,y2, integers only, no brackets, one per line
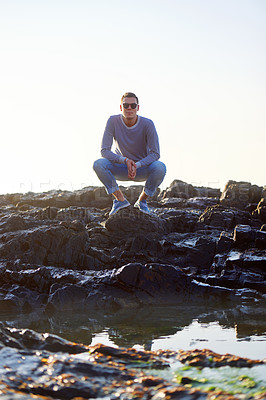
151,161,166,177
93,158,108,173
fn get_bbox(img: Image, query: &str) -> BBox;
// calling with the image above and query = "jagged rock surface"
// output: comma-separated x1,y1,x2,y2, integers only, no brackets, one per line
1,178,266,399
0,322,265,400
0,179,265,313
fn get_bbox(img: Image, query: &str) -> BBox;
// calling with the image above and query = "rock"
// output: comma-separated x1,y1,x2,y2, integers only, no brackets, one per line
1,181,266,399
206,266,266,293
0,326,135,399
176,348,264,368
0,322,88,353
160,181,220,201
123,185,147,203
240,250,266,274
105,206,166,235
162,233,217,271
161,179,198,199
161,197,218,210
220,180,263,209
0,214,26,233
217,231,234,253
253,197,266,222
255,230,266,249
90,186,111,208
233,224,256,248
0,223,96,269
158,209,200,233
0,261,247,312
160,197,187,208
225,249,266,275
47,283,90,310
194,186,221,198
113,263,239,305
232,225,266,250
2,323,263,400
0,179,266,313
198,204,259,229
7,187,112,210
0,283,47,313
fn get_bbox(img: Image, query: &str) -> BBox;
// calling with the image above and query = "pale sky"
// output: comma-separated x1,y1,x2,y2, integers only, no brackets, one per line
0,0,265,194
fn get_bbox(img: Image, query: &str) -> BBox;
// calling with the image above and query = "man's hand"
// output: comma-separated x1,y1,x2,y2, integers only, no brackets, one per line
126,159,136,179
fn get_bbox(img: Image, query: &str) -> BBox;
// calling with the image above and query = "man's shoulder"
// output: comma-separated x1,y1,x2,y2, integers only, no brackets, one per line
139,116,155,128
139,115,154,123
108,114,121,123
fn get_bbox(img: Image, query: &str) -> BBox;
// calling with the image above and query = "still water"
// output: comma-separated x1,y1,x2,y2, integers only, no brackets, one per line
1,302,266,360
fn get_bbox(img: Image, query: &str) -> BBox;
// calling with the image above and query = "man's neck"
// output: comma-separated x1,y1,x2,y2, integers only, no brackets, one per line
122,115,138,127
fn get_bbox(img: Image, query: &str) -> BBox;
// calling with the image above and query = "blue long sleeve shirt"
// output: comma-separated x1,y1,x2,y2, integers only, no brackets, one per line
101,114,160,168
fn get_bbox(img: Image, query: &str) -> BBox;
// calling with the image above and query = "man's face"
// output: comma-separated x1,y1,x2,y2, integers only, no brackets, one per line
120,97,139,120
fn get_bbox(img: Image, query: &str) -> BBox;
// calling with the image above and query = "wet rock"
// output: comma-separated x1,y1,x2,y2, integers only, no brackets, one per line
113,263,239,305
0,222,96,269
239,250,266,274
256,230,266,249
1,179,266,314
224,249,266,276
158,197,187,208
233,224,256,248
112,233,165,267
0,284,46,313
0,342,133,399
161,233,218,271
176,348,264,368
1,261,247,312
57,206,103,225
46,263,230,311
127,234,163,255
198,204,259,229
86,225,114,249
253,197,266,222
206,266,266,293
217,231,234,253
105,206,166,235
0,322,88,353
233,225,266,250
47,283,91,311
0,323,265,400
158,208,200,233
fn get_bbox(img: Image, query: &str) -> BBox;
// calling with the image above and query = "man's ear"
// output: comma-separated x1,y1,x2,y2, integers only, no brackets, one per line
137,105,140,111
120,104,122,111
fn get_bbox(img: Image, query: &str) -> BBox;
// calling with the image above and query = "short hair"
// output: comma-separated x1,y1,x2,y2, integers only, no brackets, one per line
121,92,139,104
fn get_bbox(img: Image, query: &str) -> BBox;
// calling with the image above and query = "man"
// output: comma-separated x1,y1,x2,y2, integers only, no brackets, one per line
93,92,166,216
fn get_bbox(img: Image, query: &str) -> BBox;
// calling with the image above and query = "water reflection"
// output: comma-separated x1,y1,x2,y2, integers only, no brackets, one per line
1,301,265,358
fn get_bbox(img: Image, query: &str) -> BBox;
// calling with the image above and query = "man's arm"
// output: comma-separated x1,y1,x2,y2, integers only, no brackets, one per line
101,117,127,164
135,120,160,168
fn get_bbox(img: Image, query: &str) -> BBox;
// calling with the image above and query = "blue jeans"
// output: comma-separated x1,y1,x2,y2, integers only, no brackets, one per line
93,158,166,197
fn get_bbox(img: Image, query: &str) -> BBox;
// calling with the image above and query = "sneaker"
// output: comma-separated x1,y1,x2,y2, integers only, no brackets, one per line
109,199,130,216
134,199,151,214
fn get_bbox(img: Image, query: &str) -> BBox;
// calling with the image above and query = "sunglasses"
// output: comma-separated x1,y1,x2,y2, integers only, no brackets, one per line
123,103,138,109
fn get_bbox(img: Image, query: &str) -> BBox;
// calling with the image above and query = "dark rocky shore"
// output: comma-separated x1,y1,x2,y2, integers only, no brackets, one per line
0,179,266,399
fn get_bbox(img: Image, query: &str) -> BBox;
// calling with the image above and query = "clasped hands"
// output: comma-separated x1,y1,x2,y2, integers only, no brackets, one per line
125,159,136,179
